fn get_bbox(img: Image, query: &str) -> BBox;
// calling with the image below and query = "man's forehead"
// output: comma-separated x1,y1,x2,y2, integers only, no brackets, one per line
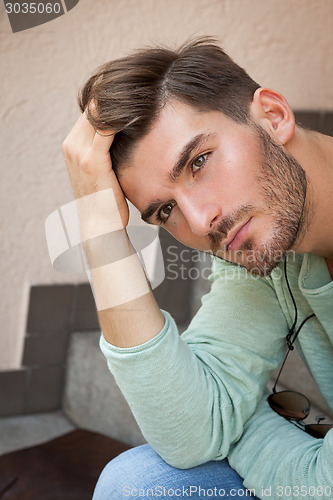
127,101,218,168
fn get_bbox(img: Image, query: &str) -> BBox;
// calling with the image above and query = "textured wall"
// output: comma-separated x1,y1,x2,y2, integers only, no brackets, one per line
1,0,332,368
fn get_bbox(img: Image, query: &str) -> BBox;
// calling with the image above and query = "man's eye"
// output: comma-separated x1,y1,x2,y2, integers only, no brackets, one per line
157,202,174,223
191,154,208,174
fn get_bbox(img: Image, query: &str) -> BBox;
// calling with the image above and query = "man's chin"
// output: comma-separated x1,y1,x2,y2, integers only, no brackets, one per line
212,248,285,277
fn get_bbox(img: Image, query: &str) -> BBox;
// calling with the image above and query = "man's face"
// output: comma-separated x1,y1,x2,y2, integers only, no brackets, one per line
118,100,308,276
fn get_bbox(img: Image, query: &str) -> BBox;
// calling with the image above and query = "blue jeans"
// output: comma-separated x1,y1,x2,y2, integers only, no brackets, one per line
93,444,258,499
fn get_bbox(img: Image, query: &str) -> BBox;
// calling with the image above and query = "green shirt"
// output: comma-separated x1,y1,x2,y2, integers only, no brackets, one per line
100,252,333,499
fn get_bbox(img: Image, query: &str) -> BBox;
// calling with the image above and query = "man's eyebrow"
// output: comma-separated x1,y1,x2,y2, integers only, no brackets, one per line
169,132,214,182
141,132,215,224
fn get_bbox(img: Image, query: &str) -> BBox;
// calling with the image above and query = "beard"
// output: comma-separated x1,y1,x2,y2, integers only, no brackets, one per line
208,124,311,276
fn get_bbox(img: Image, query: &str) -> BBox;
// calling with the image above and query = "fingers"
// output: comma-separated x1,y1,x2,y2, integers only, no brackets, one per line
66,110,116,154
88,100,117,151
62,110,118,196
93,128,116,151
66,112,96,150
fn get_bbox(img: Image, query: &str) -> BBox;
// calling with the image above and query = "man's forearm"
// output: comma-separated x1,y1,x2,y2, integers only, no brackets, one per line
82,219,164,348
98,290,165,348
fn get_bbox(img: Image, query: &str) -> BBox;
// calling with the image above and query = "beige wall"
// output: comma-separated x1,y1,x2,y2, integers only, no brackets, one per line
1,0,332,368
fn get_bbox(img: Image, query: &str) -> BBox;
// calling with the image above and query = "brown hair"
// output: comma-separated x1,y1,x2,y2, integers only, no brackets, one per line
78,37,260,172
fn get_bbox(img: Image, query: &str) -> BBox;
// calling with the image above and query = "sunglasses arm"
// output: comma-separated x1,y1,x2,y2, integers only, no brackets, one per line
272,347,291,393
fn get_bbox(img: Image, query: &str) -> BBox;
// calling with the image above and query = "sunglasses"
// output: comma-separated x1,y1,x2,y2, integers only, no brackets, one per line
267,257,333,439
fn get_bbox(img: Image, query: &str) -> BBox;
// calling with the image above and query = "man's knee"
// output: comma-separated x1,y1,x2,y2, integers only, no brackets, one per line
93,444,252,500
93,444,166,499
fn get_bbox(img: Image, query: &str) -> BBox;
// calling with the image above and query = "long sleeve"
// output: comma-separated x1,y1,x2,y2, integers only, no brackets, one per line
228,397,333,499
99,260,288,468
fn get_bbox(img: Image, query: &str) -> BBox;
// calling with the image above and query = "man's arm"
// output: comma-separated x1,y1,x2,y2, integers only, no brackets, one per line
62,112,165,348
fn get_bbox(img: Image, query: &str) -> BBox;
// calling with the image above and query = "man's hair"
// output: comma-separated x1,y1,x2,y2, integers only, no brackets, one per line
79,37,260,172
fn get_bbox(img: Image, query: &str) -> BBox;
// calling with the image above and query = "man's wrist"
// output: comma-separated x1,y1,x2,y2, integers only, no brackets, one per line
82,229,134,269
76,188,125,241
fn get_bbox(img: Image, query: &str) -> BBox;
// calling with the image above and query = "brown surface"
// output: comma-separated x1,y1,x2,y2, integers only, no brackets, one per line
0,429,131,499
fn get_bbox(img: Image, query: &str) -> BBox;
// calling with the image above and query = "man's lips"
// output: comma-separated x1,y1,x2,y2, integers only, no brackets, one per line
222,217,252,251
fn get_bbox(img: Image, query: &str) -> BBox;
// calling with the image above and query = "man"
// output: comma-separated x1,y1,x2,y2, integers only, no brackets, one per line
63,38,333,499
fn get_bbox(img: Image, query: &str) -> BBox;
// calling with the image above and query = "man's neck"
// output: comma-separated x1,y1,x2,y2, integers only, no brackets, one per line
325,258,333,280
286,127,333,262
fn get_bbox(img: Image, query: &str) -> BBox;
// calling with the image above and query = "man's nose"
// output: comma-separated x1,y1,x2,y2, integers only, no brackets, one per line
178,195,221,236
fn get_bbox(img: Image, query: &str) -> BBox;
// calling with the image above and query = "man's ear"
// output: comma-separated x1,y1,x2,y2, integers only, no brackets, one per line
250,88,295,145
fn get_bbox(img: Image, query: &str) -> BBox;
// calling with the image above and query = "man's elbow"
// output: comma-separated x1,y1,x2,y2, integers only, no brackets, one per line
153,442,225,470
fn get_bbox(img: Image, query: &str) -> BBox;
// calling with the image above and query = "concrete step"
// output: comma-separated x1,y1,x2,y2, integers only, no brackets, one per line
0,411,75,456
63,331,146,448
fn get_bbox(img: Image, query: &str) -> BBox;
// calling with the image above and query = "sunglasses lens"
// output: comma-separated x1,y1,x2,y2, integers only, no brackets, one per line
305,424,333,438
268,391,310,420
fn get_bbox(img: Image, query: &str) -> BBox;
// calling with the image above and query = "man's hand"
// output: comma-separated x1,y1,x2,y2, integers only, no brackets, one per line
62,111,129,228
